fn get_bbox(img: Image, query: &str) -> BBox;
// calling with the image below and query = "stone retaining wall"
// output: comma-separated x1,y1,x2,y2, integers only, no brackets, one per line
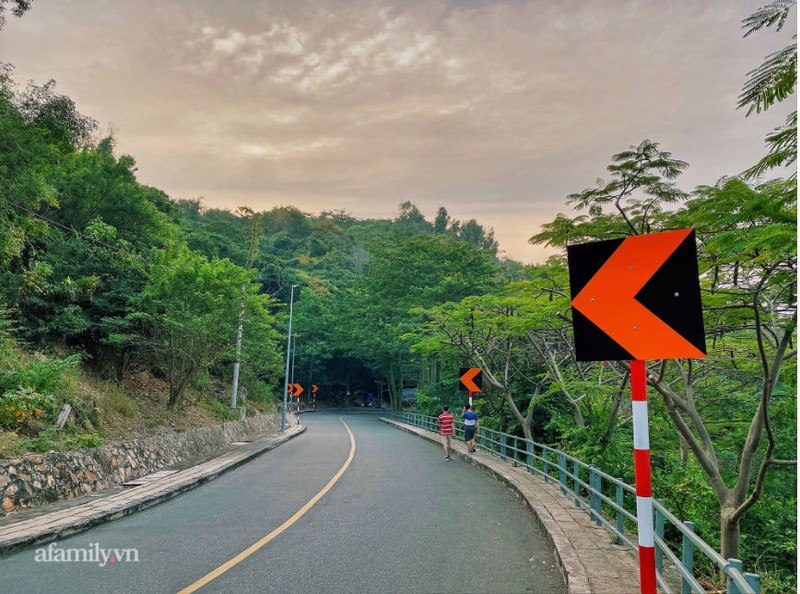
0,412,281,517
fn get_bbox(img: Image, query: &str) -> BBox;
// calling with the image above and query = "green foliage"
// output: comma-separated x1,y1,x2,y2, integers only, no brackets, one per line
0,1,33,30
50,143,179,249
176,199,250,265
17,426,104,452
102,387,139,418
413,379,464,417
0,386,57,432
530,139,689,248
0,70,60,267
199,397,238,421
16,79,97,151
0,352,80,397
243,380,276,406
738,0,797,178
131,247,280,407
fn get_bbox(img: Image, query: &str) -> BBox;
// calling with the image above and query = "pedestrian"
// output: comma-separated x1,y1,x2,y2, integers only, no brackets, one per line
462,404,479,453
437,405,455,461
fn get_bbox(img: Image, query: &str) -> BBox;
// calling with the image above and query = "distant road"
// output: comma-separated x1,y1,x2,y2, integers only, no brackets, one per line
0,411,566,594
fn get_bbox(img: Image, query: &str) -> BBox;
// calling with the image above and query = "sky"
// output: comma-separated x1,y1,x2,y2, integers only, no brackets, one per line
1,0,795,263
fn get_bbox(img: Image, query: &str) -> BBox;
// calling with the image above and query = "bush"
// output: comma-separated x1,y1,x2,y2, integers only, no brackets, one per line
244,380,276,406
200,397,237,421
0,386,58,433
0,353,81,396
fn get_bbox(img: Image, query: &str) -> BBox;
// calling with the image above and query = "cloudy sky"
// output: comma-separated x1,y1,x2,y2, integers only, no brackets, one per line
1,0,794,262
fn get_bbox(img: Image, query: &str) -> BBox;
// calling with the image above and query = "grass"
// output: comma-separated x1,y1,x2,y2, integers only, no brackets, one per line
199,397,238,421
0,430,23,458
17,426,104,453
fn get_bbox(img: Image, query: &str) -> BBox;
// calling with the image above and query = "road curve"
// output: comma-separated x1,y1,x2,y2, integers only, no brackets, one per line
0,411,566,594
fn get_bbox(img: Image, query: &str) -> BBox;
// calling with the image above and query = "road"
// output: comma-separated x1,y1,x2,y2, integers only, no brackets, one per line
0,411,566,594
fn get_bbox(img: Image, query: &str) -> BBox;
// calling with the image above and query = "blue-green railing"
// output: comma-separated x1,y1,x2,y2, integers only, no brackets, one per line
389,411,760,594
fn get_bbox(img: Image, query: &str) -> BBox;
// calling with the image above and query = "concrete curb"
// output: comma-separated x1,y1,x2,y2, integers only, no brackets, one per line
380,417,641,594
0,424,305,557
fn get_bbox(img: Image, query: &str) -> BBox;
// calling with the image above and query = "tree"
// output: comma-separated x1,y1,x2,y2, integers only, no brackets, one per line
433,206,450,234
394,201,432,236
411,272,632,448
338,233,497,408
176,199,250,265
530,139,688,247
132,248,275,408
738,0,797,179
49,141,179,249
453,219,498,253
412,286,548,441
16,79,97,151
532,140,796,566
0,0,32,29
653,177,797,562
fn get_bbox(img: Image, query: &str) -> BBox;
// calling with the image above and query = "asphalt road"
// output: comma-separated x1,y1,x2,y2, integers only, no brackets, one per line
0,411,567,594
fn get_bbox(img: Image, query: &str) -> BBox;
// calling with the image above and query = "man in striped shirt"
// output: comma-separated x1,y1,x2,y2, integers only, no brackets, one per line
437,405,455,461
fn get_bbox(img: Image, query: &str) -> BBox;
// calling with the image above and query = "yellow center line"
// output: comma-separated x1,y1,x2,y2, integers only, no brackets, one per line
177,418,356,593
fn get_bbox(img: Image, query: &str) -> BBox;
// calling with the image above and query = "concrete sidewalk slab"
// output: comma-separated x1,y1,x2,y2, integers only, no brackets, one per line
382,417,642,594
0,424,305,557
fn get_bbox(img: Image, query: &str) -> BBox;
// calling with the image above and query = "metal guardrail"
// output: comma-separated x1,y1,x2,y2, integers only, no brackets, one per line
390,411,760,594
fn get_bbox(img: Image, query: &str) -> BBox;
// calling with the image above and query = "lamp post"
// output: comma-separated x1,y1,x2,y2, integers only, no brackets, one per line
281,284,299,433
290,334,297,387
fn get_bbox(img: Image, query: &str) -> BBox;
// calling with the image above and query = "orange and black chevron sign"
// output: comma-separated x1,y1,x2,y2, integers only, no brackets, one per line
566,229,706,362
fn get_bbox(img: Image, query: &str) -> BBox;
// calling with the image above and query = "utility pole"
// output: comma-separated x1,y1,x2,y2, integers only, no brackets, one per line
281,284,299,433
231,213,262,410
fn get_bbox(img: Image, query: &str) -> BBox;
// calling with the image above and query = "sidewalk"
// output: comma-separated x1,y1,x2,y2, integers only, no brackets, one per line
0,424,305,557
381,418,642,594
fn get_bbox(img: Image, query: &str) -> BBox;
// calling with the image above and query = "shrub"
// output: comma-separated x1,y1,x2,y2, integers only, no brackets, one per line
200,397,237,421
0,386,58,433
0,353,81,396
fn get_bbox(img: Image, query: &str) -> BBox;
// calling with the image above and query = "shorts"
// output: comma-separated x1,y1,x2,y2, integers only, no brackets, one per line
464,426,476,442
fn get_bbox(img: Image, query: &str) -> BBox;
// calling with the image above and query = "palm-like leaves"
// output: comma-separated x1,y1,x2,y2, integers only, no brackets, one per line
738,1,797,178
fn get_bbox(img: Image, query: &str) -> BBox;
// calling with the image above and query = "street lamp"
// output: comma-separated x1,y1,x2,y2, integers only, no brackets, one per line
290,334,297,387
281,284,299,433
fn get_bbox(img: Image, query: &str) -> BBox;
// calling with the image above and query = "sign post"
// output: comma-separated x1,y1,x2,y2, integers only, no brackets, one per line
567,229,705,594
294,384,304,424
459,368,482,407
630,359,655,593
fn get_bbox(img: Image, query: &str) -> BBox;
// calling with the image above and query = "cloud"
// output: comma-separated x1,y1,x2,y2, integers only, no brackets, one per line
235,137,343,160
3,0,793,263
179,5,461,97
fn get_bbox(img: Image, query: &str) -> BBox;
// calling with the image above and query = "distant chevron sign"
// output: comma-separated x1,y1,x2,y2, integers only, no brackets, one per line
567,229,706,362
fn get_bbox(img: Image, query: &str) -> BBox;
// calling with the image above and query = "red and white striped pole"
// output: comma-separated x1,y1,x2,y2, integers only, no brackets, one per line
631,359,656,594
468,390,473,407
296,394,301,425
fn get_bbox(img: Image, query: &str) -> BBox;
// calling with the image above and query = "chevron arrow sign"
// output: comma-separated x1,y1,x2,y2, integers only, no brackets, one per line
567,229,706,362
459,368,482,393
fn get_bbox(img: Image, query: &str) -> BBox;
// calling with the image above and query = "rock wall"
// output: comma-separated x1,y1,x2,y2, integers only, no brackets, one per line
0,412,281,517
